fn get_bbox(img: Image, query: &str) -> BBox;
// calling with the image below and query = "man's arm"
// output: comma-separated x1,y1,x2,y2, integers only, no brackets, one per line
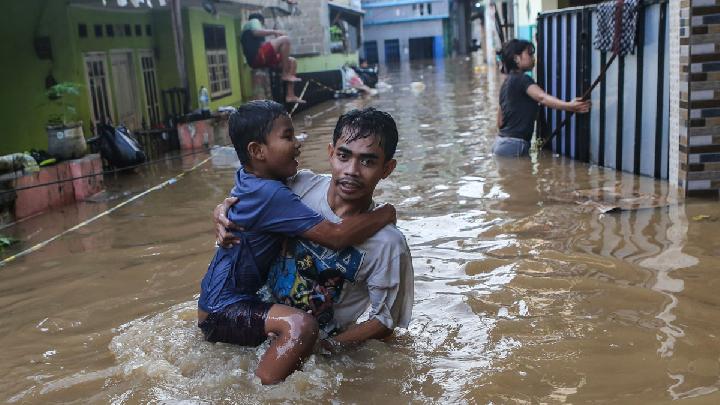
323,319,392,351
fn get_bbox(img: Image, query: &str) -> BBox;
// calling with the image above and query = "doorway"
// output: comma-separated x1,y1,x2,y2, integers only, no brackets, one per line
384,39,401,64
110,51,140,129
409,37,435,60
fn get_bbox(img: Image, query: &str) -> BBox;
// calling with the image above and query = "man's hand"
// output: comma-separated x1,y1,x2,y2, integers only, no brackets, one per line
213,197,243,247
273,30,287,37
377,203,397,225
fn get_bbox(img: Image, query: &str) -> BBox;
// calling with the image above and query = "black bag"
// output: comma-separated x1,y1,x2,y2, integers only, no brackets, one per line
97,124,146,168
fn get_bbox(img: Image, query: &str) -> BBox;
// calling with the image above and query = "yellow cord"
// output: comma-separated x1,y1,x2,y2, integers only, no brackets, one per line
0,155,212,268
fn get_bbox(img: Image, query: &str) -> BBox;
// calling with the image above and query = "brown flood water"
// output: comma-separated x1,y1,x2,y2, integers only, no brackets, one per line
2,57,720,403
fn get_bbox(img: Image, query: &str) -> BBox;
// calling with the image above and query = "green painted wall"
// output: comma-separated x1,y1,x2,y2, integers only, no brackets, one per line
184,8,243,109
0,2,354,156
66,6,163,134
0,2,180,155
234,18,253,102
0,0,74,155
296,52,359,74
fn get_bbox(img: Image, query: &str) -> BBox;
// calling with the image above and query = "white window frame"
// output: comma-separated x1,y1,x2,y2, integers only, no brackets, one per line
139,50,161,127
82,52,115,129
206,48,231,99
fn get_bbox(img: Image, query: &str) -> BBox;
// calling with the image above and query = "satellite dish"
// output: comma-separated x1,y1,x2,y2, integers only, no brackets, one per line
202,0,217,16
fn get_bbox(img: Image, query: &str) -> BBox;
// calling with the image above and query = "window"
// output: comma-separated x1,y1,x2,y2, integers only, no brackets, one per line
83,54,113,127
140,52,161,127
124,24,132,36
78,24,88,38
94,24,103,37
135,24,142,36
106,24,114,37
145,24,152,36
203,24,231,98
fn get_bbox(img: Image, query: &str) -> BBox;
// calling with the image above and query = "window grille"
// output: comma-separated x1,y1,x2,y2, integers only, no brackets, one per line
140,54,161,127
203,25,231,98
83,54,113,127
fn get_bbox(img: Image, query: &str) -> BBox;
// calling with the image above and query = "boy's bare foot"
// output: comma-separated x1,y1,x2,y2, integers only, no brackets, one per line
286,96,306,104
282,75,302,82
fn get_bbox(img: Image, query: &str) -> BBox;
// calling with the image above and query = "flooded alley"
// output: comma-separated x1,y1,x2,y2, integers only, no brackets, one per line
2,58,720,403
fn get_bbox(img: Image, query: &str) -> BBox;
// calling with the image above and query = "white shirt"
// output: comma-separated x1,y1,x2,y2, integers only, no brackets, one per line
288,170,414,331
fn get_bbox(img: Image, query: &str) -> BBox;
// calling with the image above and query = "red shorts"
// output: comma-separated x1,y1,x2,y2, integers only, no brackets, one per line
252,42,281,68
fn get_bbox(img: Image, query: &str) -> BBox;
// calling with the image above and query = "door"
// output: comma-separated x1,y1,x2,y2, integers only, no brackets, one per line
409,37,435,60
364,41,379,64
110,51,140,129
384,39,401,64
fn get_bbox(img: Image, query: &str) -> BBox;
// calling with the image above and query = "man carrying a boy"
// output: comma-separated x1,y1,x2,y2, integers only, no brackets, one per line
198,101,398,385
240,13,304,104
215,107,414,355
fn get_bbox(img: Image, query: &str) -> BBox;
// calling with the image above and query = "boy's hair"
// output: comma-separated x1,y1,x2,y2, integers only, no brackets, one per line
229,100,287,165
248,12,265,24
332,108,398,161
498,39,535,74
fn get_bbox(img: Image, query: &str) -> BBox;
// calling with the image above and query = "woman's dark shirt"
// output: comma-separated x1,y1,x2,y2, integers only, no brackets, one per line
499,72,539,142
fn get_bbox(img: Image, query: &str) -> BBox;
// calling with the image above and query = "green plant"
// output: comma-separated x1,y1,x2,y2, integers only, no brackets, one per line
329,25,343,42
46,82,82,127
0,236,18,252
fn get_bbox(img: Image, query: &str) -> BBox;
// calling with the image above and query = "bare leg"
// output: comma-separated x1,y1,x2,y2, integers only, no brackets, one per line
285,58,305,103
255,304,318,384
270,36,301,82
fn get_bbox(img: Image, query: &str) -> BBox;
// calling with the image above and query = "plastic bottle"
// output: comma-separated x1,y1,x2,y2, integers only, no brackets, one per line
199,86,210,113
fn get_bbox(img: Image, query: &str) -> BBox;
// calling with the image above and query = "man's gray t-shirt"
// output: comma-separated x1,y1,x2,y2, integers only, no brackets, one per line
286,170,414,331
499,72,539,142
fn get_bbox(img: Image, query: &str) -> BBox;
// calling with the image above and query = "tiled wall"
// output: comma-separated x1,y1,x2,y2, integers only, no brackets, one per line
679,0,720,197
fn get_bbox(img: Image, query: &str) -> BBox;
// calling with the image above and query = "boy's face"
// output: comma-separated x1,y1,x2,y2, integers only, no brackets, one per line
327,132,396,203
260,115,300,179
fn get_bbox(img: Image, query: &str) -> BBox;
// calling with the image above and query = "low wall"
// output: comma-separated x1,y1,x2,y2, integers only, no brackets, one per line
14,154,104,219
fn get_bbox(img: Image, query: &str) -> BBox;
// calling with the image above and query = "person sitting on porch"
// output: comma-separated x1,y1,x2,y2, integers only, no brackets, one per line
240,13,304,104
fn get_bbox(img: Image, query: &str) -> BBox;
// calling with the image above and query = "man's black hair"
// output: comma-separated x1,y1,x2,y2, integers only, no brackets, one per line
332,107,398,161
497,39,535,74
248,12,265,24
229,100,287,165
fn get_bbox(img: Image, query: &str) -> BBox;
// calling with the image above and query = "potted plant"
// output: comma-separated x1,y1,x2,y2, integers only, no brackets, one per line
46,82,86,160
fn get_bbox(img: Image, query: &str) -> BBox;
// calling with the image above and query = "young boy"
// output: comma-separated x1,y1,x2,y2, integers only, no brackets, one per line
197,100,395,385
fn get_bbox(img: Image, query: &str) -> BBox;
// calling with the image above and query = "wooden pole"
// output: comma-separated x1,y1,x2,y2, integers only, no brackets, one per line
169,0,189,113
538,51,618,150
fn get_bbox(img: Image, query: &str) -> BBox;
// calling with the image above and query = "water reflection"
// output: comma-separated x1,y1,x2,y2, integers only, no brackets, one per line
1,58,719,403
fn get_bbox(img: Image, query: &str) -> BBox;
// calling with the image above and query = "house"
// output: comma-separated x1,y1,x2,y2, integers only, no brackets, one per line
361,0,450,65
0,0,293,156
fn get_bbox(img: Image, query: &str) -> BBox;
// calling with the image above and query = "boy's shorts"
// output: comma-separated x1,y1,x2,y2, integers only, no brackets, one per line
199,301,273,347
251,42,281,69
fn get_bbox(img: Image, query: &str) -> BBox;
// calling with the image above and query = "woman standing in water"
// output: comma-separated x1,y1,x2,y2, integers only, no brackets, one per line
493,39,591,157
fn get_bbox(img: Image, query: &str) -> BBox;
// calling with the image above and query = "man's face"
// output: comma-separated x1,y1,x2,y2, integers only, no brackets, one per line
327,133,396,202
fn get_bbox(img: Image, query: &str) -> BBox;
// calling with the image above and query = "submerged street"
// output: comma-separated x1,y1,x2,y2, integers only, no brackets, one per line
2,58,720,403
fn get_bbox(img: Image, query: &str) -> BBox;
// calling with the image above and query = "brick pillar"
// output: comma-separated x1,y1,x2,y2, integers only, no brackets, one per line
679,0,720,197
